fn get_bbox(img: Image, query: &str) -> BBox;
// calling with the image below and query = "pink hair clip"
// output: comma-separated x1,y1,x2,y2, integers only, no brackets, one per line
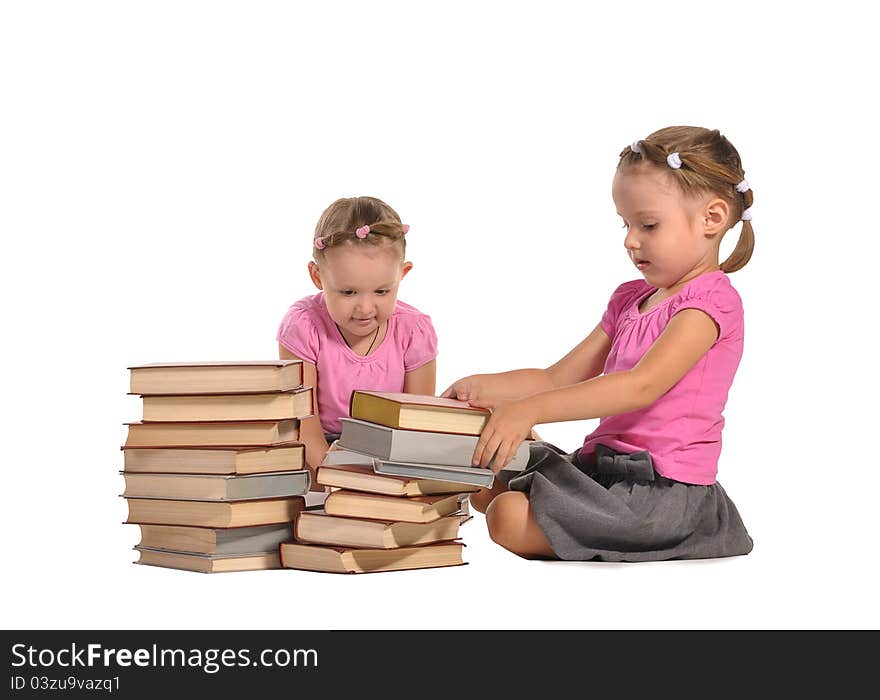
355,225,370,238
314,236,326,250
401,224,410,235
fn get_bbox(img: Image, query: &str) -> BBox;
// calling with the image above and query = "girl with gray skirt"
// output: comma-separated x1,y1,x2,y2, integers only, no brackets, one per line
442,126,754,562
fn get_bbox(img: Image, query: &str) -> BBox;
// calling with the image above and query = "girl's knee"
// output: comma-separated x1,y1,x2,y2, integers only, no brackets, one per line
485,492,555,559
469,488,493,513
485,492,529,547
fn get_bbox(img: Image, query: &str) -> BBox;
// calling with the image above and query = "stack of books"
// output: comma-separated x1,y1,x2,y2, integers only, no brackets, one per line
279,391,529,574
122,360,318,573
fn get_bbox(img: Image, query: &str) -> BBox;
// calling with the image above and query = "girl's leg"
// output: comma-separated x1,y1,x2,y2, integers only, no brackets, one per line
485,491,556,559
469,478,510,513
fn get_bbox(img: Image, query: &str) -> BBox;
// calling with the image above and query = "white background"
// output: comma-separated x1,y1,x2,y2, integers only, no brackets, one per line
1,1,877,630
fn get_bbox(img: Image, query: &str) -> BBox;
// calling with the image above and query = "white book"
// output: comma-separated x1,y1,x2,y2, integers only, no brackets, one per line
372,458,496,488
338,417,530,470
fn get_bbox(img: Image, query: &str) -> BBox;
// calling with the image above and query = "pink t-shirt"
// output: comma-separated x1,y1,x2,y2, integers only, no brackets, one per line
276,293,438,434
581,270,744,485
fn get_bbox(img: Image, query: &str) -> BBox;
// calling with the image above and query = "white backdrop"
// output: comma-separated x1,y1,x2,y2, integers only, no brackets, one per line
2,1,877,630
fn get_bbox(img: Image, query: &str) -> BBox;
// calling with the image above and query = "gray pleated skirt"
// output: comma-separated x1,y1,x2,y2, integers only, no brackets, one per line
504,442,753,562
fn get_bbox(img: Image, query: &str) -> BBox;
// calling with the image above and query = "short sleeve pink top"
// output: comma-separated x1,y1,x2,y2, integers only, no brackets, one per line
581,270,744,485
276,293,438,434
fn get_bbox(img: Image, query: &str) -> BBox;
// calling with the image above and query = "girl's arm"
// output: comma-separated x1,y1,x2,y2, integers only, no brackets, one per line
472,310,719,469
403,359,436,395
441,323,612,402
279,343,329,490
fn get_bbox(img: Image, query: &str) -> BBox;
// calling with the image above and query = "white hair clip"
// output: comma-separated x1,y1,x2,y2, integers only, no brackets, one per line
667,152,682,169
631,140,642,153
741,208,753,222
736,179,750,193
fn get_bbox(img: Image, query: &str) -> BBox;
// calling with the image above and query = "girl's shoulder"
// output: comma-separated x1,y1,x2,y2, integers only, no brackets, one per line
608,278,653,308
392,298,435,325
674,270,743,313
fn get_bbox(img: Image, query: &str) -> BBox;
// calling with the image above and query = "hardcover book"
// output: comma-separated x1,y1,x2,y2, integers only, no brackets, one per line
124,419,300,447
121,470,311,501
125,496,306,528
338,416,529,469
121,443,305,475
323,489,466,524
279,541,465,574
136,522,292,555
134,546,282,573
294,510,466,549
139,387,313,422
349,391,490,436
128,360,304,395
316,463,479,497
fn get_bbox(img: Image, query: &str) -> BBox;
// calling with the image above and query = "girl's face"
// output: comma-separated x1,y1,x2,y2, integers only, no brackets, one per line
308,243,412,341
612,165,726,290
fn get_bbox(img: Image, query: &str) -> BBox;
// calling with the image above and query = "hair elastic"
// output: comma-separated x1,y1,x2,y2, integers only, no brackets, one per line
355,225,370,238
314,236,326,250
401,224,410,234
736,179,750,193
667,152,682,169
631,140,642,153
741,208,753,222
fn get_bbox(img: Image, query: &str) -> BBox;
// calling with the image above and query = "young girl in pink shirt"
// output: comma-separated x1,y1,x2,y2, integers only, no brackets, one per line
277,197,437,485
443,126,754,561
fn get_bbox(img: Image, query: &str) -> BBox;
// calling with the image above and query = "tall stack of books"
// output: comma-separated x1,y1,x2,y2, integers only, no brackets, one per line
280,391,529,574
122,360,317,573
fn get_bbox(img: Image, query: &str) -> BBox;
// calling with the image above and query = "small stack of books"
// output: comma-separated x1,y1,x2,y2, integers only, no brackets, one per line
279,391,529,574
122,360,318,573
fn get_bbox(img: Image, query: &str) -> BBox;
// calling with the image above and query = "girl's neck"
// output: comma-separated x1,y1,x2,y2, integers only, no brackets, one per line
642,264,720,311
337,321,386,356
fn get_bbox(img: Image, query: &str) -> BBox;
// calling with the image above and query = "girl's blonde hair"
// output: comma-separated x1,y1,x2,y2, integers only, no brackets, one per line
618,126,754,273
313,196,408,259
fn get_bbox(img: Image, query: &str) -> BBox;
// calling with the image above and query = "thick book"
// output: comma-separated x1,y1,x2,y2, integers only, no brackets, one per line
371,458,496,488
338,416,530,469
134,546,281,573
294,509,466,549
125,496,306,528
316,464,480,497
136,523,293,555
323,490,465,523
121,470,311,501
124,419,300,447
140,388,313,422
122,443,305,475
129,360,303,395
279,541,465,574
349,391,490,436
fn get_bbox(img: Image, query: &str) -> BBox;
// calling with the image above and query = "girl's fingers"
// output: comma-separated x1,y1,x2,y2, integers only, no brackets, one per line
472,428,492,466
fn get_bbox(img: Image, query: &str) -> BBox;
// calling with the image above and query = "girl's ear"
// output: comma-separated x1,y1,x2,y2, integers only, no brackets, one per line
704,198,730,237
308,261,323,290
400,261,413,279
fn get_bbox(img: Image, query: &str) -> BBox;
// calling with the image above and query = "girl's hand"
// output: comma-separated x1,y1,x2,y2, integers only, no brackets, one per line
441,375,490,403
468,399,537,472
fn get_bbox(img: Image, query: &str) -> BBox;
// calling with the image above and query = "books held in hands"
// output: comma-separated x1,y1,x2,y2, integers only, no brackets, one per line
122,443,305,475
316,463,479,497
337,417,530,469
279,541,465,574
371,458,496,488
138,388,314,422
349,391,489,436
323,490,465,523
135,547,281,573
295,510,466,549
122,470,311,501
128,360,304,395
